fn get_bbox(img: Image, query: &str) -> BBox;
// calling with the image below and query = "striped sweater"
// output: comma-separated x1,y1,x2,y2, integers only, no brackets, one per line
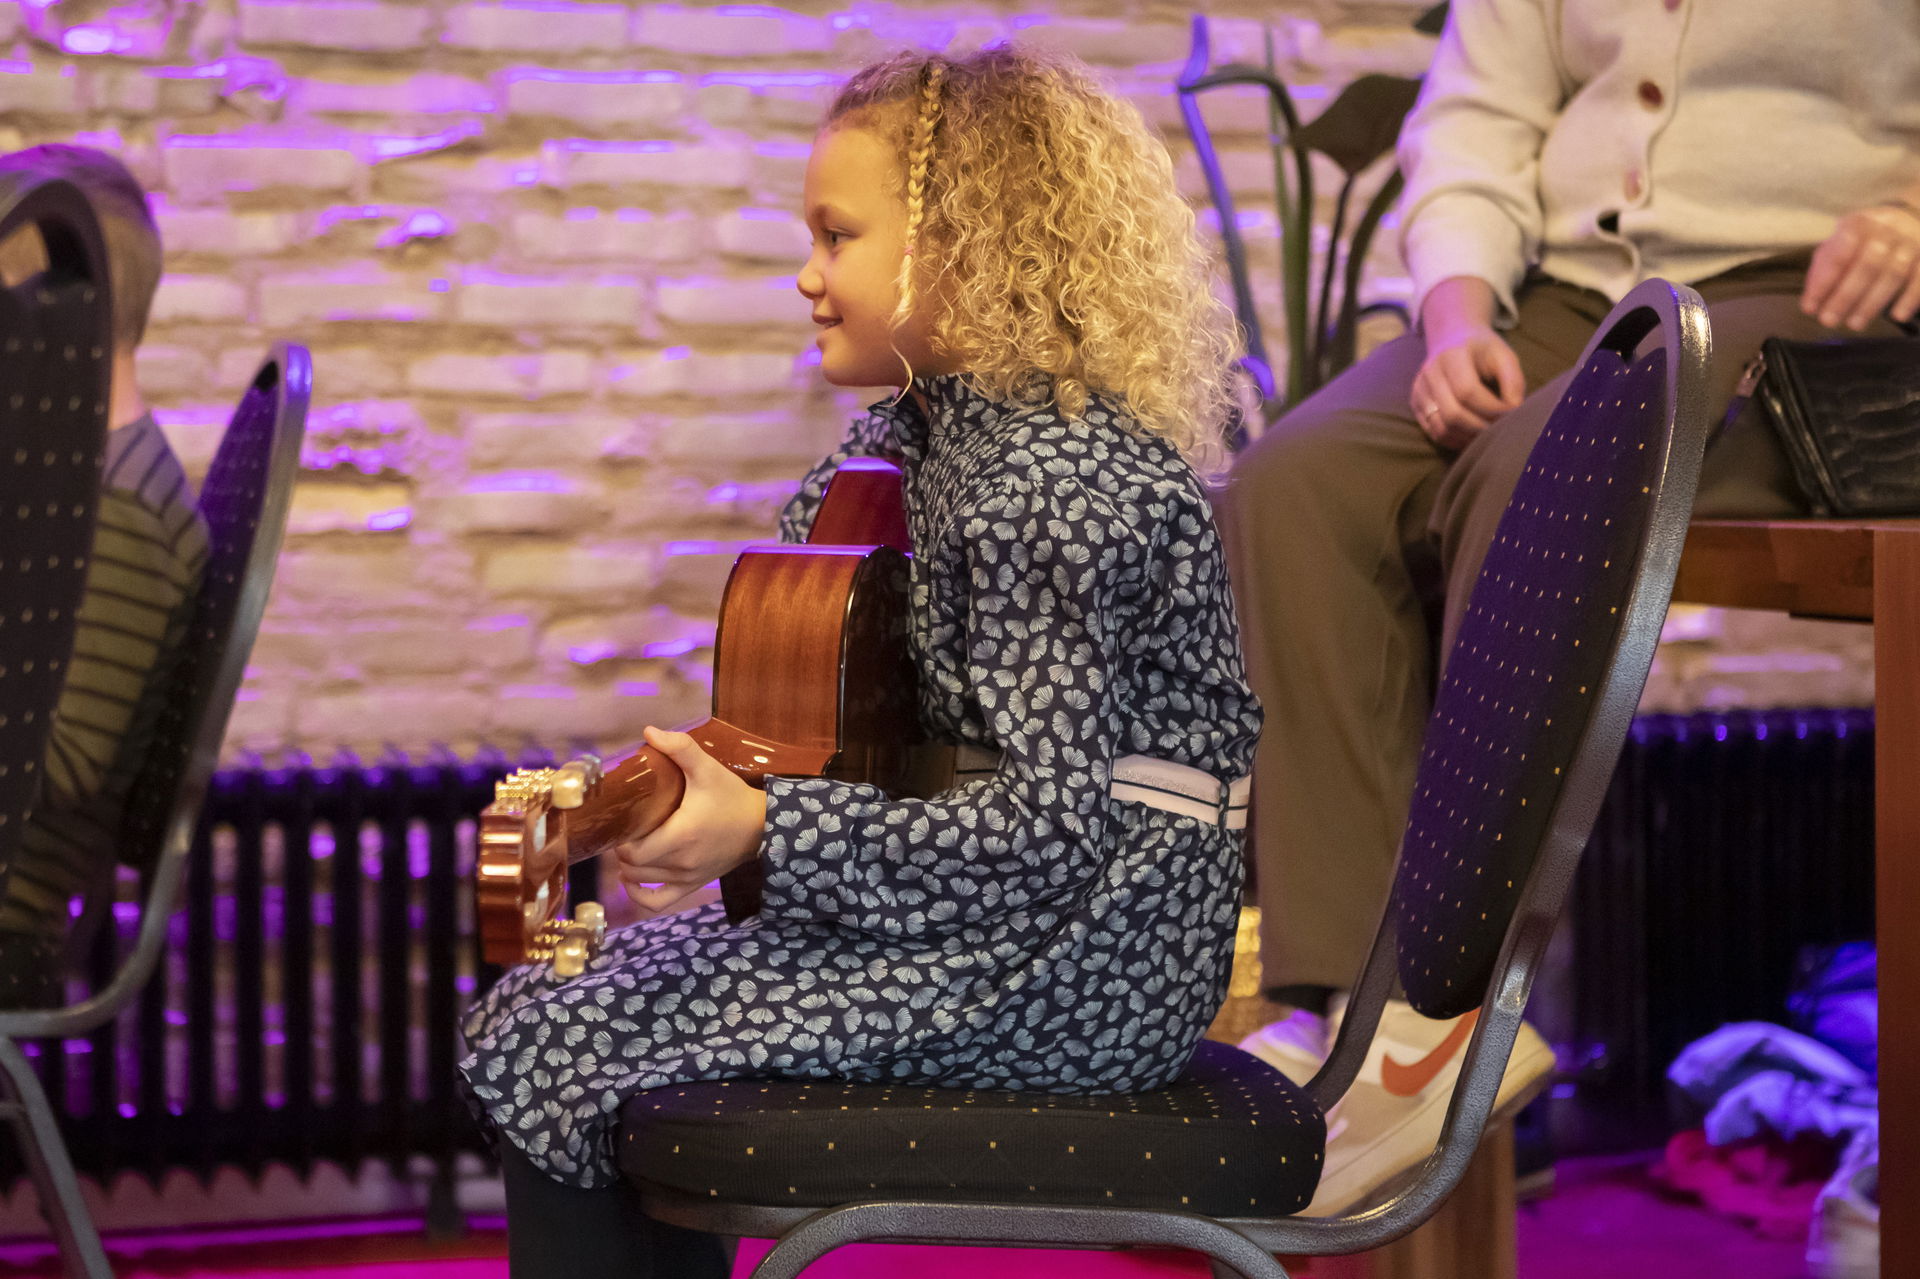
0,414,208,945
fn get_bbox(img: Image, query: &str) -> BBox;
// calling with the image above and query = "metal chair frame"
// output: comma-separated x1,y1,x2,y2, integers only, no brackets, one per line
0,344,311,1279
0,168,113,1279
636,279,1714,1279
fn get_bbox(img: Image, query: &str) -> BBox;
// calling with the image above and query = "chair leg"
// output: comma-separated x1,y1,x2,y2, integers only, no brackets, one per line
0,1038,113,1279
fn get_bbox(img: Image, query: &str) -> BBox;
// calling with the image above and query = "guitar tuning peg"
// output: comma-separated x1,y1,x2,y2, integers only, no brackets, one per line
552,932,590,978
549,902,607,977
550,757,598,809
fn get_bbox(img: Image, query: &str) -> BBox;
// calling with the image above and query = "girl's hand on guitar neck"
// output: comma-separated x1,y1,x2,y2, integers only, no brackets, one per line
614,726,769,917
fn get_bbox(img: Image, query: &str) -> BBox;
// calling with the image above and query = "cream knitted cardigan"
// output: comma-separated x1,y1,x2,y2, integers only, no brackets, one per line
1397,0,1920,324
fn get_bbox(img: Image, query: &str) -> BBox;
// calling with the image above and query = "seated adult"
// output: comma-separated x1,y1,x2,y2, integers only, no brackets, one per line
1226,0,1920,1114
0,146,209,1010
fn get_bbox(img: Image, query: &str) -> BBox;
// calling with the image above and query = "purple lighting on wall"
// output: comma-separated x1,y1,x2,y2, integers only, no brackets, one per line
376,210,453,247
364,121,484,159
313,204,393,233
166,133,342,152
464,472,569,493
699,70,836,87
165,58,239,80
507,67,681,85
561,138,673,154
58,25,118,55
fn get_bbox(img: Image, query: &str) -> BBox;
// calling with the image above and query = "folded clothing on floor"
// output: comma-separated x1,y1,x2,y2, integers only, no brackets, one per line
1652,1128,1836,1240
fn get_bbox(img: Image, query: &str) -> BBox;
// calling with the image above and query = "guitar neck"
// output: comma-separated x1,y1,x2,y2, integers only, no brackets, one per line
560,719,837,864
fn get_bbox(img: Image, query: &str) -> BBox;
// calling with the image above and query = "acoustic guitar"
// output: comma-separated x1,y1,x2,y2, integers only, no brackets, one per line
476,458,939,974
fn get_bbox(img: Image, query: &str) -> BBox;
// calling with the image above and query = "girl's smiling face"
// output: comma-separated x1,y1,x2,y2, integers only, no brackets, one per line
797,124,945,389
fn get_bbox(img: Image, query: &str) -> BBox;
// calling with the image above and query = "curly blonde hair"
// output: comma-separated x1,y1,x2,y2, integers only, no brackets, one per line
827,46,1238,461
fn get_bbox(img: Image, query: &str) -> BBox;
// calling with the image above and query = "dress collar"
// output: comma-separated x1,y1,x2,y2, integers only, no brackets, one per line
866,373,1022,460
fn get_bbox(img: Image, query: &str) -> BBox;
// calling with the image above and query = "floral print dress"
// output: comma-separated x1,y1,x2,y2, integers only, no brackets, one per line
460,375,1263,1187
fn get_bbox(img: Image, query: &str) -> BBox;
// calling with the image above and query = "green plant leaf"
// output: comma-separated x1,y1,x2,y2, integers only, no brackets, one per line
1294,74,1424,177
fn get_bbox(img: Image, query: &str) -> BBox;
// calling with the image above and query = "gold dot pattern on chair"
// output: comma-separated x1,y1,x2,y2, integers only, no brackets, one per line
0,276,109,889
617,1039,1324,1217
118,357,302,868
1393,347,1670,1019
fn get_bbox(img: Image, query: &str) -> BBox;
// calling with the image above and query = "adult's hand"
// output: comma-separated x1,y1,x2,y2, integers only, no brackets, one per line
1801,201,1920,331
1411,276,1527,450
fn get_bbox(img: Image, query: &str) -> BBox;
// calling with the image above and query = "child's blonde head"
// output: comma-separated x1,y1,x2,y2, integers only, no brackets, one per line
826,45,1237,460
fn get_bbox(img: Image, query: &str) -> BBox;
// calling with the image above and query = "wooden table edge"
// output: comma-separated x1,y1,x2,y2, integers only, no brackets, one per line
1674,518,1920,620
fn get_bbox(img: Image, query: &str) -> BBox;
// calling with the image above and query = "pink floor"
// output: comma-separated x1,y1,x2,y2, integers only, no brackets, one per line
0,1156,1814,1278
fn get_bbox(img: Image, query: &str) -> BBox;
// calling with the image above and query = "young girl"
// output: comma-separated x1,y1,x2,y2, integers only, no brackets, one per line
461,44,1261,1276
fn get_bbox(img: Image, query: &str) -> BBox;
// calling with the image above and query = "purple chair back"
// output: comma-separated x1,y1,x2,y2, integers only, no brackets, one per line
1392,280,1712,1017
119,345,309,871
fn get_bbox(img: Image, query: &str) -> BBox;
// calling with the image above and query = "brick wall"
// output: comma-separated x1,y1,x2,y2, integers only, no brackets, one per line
0,0,1869,760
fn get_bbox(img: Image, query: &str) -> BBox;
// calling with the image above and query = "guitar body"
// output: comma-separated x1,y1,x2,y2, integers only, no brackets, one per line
707,541,925,919
476,458,936,967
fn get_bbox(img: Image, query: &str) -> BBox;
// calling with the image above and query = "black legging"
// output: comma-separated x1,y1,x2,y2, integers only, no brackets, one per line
499,1145,732,1279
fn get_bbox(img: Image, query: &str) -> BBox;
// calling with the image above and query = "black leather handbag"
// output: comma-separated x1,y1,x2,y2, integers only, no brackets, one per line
1739,335,1920,516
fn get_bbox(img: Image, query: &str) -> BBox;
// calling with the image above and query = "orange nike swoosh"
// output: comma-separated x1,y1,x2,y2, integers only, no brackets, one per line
1380,1009,1479,1098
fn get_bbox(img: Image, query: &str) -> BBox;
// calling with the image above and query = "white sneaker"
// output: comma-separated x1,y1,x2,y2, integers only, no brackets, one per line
1239,997,1555,1216
1807,1129,1878,1279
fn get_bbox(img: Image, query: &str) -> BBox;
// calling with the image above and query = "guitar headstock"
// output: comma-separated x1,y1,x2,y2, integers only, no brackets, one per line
476,756,607,974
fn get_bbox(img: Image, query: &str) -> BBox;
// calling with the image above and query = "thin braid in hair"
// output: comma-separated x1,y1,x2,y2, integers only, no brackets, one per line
894,58,945,325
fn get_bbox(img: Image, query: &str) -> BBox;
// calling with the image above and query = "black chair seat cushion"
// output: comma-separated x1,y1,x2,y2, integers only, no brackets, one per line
617,1040,1324,1217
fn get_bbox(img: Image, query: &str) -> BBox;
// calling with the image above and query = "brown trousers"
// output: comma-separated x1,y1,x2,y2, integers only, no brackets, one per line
1222,257,1895,991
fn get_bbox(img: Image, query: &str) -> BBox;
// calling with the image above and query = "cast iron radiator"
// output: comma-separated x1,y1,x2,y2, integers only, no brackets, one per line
1565,707,1876,1145
0,747,595,1192
0,711,1877,1186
